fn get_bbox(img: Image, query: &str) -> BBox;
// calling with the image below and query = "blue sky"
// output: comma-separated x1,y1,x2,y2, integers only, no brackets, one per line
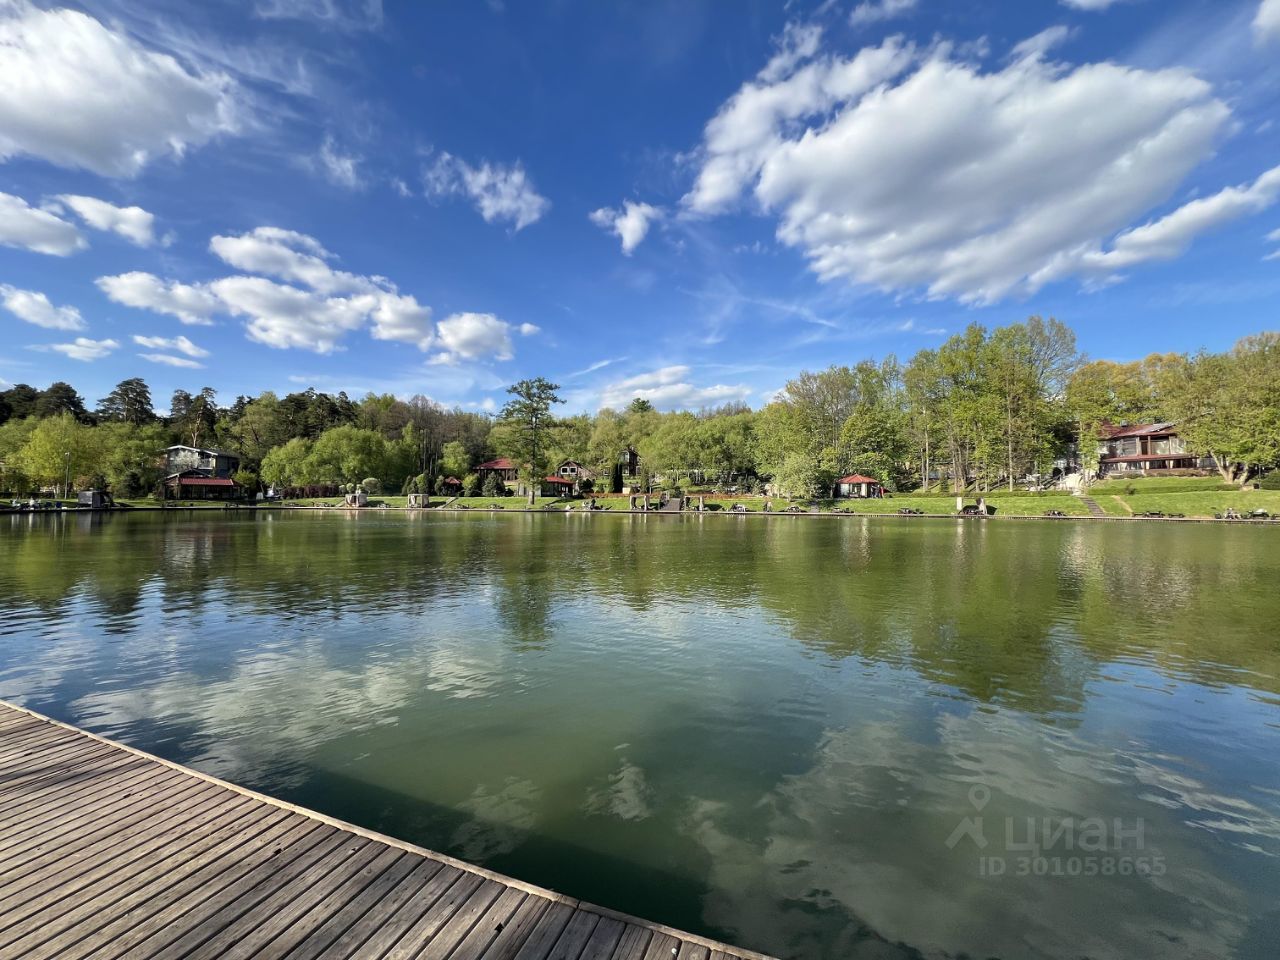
0,0,1278,414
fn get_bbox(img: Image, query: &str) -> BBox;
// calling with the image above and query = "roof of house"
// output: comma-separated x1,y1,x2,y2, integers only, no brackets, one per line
165,444,239,458
167,476,237,487
542,475,574,485
477,457,516,470
838,474,880,484
1104,422,1178,439
443,476,462,485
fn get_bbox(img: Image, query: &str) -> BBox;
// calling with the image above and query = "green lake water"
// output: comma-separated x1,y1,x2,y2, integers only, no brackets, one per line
2,511,1279,959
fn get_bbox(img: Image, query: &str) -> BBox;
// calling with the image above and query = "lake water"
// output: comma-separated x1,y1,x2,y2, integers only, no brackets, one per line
2,511,1279,959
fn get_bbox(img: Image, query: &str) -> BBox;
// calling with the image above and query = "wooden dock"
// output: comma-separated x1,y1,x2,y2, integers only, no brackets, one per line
0,701,774,960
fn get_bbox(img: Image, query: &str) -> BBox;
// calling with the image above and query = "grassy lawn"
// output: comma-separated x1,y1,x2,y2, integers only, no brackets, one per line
1104,489,1280,518
443,496,570,510
1091,476,1232,494
796,495,1089,517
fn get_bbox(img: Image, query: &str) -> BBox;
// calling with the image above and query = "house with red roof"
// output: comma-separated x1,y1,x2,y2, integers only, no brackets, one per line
1098,423,1213,476
835,474,884,498
163,445,242,500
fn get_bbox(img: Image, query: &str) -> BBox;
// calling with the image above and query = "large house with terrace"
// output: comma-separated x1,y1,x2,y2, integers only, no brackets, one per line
1097,423,1214,476
163,445,242,500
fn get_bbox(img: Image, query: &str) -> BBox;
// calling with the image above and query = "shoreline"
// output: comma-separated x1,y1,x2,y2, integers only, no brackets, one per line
6,503,1279,525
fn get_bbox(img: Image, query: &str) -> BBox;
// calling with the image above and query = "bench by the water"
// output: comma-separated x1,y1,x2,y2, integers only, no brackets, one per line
0,701,773,960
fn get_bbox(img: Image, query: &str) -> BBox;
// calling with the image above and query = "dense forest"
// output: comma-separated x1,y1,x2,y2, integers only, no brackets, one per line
1,318,1277,499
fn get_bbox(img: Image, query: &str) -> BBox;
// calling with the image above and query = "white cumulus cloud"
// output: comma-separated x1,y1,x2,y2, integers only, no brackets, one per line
209,226,372,295
1256,0,1280,43
209,276,368,353
0,285,85,330
0,191,85,256
131,334,209,358
101,225,508,357
589,201,663,255
599,366,753,411
96,272,221,326
39,337,119,362
1070,164,1280,279
54,195,166,247
682,33,1236,303
433,312,516,363
518,322,540,336
0,1,238,177
423,152,550,231
369,292,434,350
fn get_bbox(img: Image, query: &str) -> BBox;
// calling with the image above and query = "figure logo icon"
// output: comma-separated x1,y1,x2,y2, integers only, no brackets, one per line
946,784,990,849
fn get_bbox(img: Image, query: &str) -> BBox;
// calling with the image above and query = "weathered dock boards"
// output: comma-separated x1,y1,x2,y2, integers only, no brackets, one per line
0,701,774,960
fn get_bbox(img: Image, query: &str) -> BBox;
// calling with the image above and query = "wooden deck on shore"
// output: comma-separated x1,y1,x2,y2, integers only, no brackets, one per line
0,701,773,960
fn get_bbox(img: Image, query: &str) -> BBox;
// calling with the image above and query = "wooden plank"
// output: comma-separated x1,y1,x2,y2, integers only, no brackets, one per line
609,925,654,960
85,820,336,960
579,916,627,960
305,856,445,960
252,848,419,960
324,862,464,960
0,737,122,785
0,772,206,872
641,933,682,960
0,761,183,845
413,877,506,960
0,794,262,939
543,908,601,960
381,870,487,960
441,885,526,960
158,841,398,960
0,783,228,892
0,771,207,871
12,809,305,960
0,724,99,761
676,943,711,960
0,758,157,827
456,892,551,960
0,724,79,760
510,901,576,960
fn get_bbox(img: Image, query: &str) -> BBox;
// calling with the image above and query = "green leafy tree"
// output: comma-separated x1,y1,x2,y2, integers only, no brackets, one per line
98,422,168,497
440,440,471,479
260,437,314,488
15,413,102,496
497,378,563,504
304,426,389,486
34,382,90,422
97,378,156,425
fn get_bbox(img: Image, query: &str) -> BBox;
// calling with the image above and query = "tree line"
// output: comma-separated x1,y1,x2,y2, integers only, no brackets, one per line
1,318,1276,499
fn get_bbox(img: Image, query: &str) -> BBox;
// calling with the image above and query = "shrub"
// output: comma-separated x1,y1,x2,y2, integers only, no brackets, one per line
1260,471,1280,490
482,472,505,497
463,472,481,496
361,477,381,494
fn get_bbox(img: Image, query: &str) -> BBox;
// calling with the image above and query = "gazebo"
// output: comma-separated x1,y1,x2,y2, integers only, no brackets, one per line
835,474,884,499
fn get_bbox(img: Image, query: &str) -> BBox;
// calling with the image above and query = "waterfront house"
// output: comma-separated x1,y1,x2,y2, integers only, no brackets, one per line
835,474,885,498
539,475,577,497
553,459,594,495
1098,423,1214,475
477,457,520,485
163,445,242,500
